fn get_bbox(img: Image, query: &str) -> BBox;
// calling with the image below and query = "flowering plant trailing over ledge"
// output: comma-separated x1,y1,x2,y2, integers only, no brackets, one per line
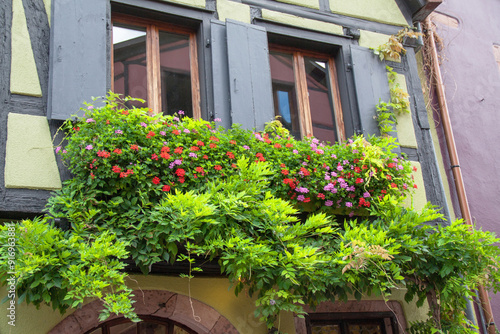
1,94,500,334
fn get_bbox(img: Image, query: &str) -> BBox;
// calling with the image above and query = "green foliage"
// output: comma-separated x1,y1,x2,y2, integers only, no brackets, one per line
2,94,500,332
372,27,422,61
0,218,137,322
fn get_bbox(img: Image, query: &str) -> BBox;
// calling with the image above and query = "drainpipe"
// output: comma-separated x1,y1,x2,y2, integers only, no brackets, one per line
423,17,496,334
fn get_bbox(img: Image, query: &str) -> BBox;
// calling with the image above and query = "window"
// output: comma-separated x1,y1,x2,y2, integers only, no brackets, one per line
85,316,197,334
307,313,398,334
112,14,200,118
269,46,345,143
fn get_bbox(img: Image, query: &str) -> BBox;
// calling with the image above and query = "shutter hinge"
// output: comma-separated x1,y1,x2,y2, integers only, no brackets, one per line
346,63,353,72
206,39,210,48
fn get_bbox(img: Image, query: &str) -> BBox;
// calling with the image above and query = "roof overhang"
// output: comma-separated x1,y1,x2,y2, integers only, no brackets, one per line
404,0,443,22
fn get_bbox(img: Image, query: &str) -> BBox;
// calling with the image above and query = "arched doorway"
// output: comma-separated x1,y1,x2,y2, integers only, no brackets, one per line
48,290,238,334
84,315,197,334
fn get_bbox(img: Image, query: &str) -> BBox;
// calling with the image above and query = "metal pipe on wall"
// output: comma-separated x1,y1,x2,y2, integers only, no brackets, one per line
423,17,496,334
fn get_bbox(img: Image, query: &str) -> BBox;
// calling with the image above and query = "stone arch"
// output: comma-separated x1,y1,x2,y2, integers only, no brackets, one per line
48,290,238,334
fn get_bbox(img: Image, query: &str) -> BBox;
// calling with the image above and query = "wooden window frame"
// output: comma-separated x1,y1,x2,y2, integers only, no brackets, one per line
270,45,346,142
306,312,399,334
84,315,198,334
111,13,201,118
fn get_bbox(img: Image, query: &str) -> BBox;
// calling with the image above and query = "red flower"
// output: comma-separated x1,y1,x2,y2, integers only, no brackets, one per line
317,193,325,199
255,153,265,162
386,175,392,180
300,167,310,176
97,150,110,158
162,185,171,192
119,172,127,178
175,169,186,177
112,166,121,173
214,165,222,171
362,165,367,170
413,184,418,189
355,178,363,184
190,146,199,151
390,183,397,188
274,143,282,148
413,166,418,172
281,169,289,175
152,177,161,185
130,144,139,151
303,197,311,203
354,167,361,173
231,163,237,168
113,148,122,154
174,147,183,154
280,163,286,168
226,151,235,159
285,143,293,148
121,110,129,115
209,143,217,149
203,155,208,159
388,163,395,168
197,141,205,146
73,127,80,131
353,159,359,163
179,177,185,184
161,146,170,153
146,131,156,139
160,152,171,160
381,190,387,194
230,140,237,145
151,153,158,160
210,136,219,142
172,129,180,135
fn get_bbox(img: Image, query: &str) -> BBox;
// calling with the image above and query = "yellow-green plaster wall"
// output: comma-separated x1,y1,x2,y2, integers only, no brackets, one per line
217,0,251,24
330,0,408,26
275,0,320,10
10,0,42,97
163,0,206,9
261,9,343,35
4,113,62,190
358,30,391,50
392,73,418,149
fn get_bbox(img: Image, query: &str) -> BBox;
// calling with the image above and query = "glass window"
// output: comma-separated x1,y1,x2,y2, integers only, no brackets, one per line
112,15,200,118
269,48,345,143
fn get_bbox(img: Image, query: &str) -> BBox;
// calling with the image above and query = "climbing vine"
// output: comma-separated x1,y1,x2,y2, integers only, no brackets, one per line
1,94,499,333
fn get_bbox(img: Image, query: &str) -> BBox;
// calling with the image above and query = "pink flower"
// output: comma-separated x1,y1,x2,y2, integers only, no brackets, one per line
85,145,93,150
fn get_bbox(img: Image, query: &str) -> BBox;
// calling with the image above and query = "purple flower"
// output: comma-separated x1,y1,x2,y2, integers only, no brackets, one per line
324,174,331,181
214,118,222,122
363,192,371,198
349,211,354,217
348,139,353,144
343,160,349,165
302,162,308,166
347,186,355,192
293,149,299,154
169,162,175,169
345,202,353,208
254,133,263,141
243,145,250,150
140,122,147,127
297,195,305,202
115,129,123,134
183,129,190,133
310,144,318,150
173,117,180,122
324,183,334,192
178,110,185,115
85,145,93,150
189,153,197,158
174,159,182,165
62,150,67,154
312,138,319,145
331,154,337,159
55,146,61,154
337,165,343,171
269,299,276,306
86,118,95,123
353,149,359,154
160,131,166,136
296,187,309,194
331,171,337,177
325,200,333,207
316,149,324,154
87,105,94,110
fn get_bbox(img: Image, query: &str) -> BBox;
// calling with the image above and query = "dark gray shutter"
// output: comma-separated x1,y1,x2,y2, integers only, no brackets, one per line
210,20,231,129
350,45,390,138
47,0,109,120
225,19,274,131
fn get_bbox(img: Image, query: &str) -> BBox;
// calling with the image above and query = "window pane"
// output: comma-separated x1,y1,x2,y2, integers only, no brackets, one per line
311,324,341,334
173,325,192,334
138,321,167,334
109,321,137,334
269,51,301,138
304,57,337,143
87,329,103,334
348,323,382,334
159,31,192,117
113,24,148,108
